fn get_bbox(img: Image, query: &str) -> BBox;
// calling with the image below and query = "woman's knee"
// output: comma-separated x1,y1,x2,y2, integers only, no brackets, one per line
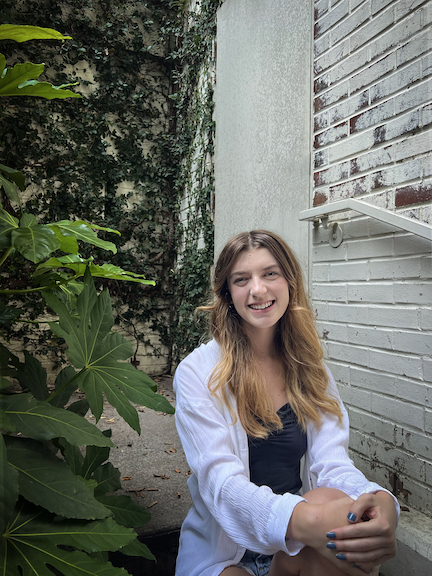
302,486,351,505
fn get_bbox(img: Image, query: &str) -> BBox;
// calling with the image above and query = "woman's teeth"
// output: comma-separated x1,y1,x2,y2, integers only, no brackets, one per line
249,301,274,310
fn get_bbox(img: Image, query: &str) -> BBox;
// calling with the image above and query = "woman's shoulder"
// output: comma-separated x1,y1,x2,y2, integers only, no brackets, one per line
173,340,220,394
178,339,220,369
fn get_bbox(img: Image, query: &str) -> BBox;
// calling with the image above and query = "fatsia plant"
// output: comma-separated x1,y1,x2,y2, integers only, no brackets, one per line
0,24,174,575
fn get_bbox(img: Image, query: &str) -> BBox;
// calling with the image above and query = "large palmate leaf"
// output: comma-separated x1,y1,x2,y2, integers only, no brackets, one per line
11,224,60,263
0,343,21,389
0,164,26,191
36,255,155,285
48,220,118,253
0,205,19,250
50,366,79,408
1,394,114,447
44,271,173,433
0,61,81,99
96,495,151,528
0,24,72,42
0,435,18,535
0,174,20,204
15,351,49,400
5,437,111,520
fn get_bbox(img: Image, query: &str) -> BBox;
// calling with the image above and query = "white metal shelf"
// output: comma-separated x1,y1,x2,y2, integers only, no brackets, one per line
299,198,432,241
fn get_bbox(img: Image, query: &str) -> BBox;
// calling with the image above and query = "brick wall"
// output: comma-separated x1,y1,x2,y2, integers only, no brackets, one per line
312,0,432,514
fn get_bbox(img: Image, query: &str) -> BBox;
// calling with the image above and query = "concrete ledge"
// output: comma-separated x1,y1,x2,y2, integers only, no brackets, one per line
380,507,432,576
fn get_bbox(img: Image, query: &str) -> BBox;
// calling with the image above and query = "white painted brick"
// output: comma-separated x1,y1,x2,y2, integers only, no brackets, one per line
395,376,431,405
346,236,394,259
393,329,432,355
372,394,425,430
423,357,432,382
422,152,432,177
313,241,347,262
339,382,373,410
328,302,370,323
394,427,432,460
425,408,432,433
329,260,368,280
340,217,373,239
395,0,428,22
371,0,393,16
312,300,329,320
394,281,432,304
330,2,371,45
328,128,375,162
313,262,331,281
325,359,351,383
329,340,369,364
377,110,420,144
371,10,422,59
348,324,393,348
350,430,372,459
350,0,366,11
315,122,349,147
351,5,393,52
315,32,331,58
392,129,432,162
395,77,432,115
349,407,395,442
350,98,394,132
394,233,432,255
315,0,349,37
330,45,370,85
314,148,329,168
371,60,422,104
315,0,330,20
314,161,349,185
367,304,420,329
350,52,395,94
348,282,395,303
420,307,432,329
314,109,329,131
369,256,421,279
422,51,432,77
330,173,371,200
314,81,349,113
349,146,393,175
316,319,349,341
312,282,348,301
350,364,396,393
314,40,350,74
368,348,423,378
397,27,432,67
424,0,432,26
328,89,369,124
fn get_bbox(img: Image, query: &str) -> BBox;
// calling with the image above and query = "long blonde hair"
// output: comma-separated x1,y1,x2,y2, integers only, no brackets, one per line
199,230,342,438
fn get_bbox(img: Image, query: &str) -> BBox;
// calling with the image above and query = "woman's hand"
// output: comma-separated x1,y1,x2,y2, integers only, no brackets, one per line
325,491,398,573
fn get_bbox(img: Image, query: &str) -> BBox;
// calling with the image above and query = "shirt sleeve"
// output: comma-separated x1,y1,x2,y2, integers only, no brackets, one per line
173,348,306,556
306,367,400,516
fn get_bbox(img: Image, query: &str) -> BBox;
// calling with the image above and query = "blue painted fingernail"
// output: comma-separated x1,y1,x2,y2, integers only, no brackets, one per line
347,512,357,522
353,564,361,569
326,532,337,538
336,553,347,561
326,542,337,549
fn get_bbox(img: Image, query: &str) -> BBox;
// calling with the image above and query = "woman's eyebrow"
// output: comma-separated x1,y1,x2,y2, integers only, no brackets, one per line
230,264,280,277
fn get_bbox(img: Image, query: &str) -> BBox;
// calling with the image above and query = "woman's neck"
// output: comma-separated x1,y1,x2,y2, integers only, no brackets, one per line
244,325,277,360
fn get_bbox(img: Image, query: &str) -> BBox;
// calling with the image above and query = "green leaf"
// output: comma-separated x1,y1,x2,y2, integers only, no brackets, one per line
92,462,121,497
1,393,115,447
20,213,37,228
0,303,22,327
0,343,21,389
0,174,20,204
11,224,60,263
48,221,118,253
5,436,111,520
44,272,173,433
0,435,19,535
15,351,49,400
96,495,151,528
0,61,81,99
118,538,155,560
0,205,19,250
88,263,155,285
50,366,78,408
56,437,84,475
0,24,72,42
0,164,26,190
81,430,112,479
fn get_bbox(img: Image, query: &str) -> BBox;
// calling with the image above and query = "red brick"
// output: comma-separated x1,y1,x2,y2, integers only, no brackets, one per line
330,175,369,199
395,184,432,207
313,191,328,206
314,121,349,149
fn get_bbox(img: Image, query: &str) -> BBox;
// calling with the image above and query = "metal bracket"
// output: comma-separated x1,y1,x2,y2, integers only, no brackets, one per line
317,216,344,248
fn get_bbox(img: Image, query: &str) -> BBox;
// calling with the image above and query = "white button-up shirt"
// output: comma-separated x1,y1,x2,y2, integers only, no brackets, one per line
173,340,397,576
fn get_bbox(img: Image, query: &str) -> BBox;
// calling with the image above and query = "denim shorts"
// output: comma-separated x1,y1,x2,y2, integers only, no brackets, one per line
236,549,273,576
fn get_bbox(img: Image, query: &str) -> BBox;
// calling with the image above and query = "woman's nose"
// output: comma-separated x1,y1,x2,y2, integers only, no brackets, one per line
250,277,267,296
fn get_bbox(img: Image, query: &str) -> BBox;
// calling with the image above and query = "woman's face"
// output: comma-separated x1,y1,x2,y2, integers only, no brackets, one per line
227,248,289,337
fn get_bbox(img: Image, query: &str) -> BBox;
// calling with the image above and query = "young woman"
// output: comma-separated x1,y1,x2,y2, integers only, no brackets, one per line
173,230,398,576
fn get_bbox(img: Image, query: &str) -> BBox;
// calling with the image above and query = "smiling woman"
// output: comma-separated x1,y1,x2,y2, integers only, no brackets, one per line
172,230,398,576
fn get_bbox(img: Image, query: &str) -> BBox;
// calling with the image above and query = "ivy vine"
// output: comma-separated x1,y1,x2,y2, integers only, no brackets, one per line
0,0,222,371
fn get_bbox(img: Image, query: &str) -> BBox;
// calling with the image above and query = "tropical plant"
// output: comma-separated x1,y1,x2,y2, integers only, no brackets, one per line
0,25,174,575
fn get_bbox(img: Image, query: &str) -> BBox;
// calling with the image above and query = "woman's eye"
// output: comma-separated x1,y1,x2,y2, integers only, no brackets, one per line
234,277,247,284
265,271,277,278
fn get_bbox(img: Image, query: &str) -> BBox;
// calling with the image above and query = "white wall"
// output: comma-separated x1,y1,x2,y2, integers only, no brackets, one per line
215,0,313,271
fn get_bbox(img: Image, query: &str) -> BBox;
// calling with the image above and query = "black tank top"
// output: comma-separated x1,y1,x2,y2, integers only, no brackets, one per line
248,403,307,495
